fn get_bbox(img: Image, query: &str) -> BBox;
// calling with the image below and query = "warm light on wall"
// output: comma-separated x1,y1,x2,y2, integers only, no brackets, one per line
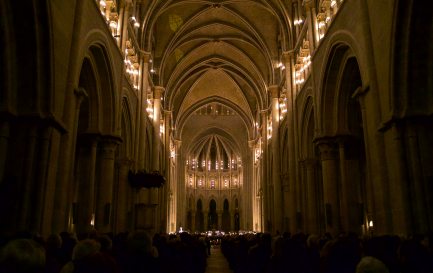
294,19,304,26
267,117,272,139
295,40,311,87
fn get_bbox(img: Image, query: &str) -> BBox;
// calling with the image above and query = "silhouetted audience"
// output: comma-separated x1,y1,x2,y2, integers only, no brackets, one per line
1,230,433,273
0,238,45,273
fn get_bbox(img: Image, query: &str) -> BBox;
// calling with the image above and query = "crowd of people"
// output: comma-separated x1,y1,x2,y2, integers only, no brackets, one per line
221,232,433,273
0,229,432,273
0,231,209,273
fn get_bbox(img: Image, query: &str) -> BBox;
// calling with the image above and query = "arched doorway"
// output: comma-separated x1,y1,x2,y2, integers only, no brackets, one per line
319,43,367,235
234,198,240,231
186,196,193,231
208,199,217,230
222,199,231,231
195,199,204,232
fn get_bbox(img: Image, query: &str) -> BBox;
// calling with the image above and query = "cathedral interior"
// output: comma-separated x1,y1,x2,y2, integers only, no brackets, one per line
0,0,432,240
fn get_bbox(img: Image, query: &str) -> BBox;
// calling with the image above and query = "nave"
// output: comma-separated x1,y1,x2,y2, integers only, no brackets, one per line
205,245,233,273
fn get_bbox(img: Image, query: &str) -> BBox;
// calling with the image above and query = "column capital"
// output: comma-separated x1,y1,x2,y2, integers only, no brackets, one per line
304,0,315,9
100,136,121,158
315,138,338,160
118,0,131,9
141,52,152,63
163,109,172,117
174,139,182,147
260,108,270,114
268,85,280,98
101,134,123,144
282,51,294,63
153,86,165,99
248,139,256,148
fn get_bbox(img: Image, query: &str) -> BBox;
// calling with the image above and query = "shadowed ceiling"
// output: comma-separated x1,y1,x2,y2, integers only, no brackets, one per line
140,0,293,158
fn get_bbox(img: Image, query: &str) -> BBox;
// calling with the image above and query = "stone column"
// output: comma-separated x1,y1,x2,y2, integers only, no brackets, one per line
260,110,270,232
304,158,319,234
52,0,86,231
317,139,340,236
76,134,99,235
19,125,38,230
406,122,429,234
42,128,62,236
304,0,319,49
282,174,290,232
191,210,196,232
152,86,164,170
115,158,132,233
338,137,363,234
161,110,171,232
230,210,235,231
95,137,119,233
282,51,297,233
52,87,88,233
119,2,130,51
269,85,283,233
204,210,209,231
173,139,181,230
31,126,54,234
0,121,9,183
217,210,223,230
137,53,151,170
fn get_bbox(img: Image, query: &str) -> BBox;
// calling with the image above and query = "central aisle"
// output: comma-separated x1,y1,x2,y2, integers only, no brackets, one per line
205,246,233,273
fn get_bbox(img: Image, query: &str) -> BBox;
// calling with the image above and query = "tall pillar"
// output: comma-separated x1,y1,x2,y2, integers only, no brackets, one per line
0,121,9,183
282,174,290,232
19,125,38,230
283,51,297,233
137,53,151,170
260,110,270,232
52,87,88,233
95,137,119,233
76,134,99,235
115,158,132,233
338,137,364,234
31,126,54,234
152,86,164,170
52,0,86,232
191,210,196,232
317,139,340,236
42,128,62,236
230,210,235,231
161,110,171,232
173,139,181,230
305,0,319,49
304,158,319,234
119,2,130,51
217,210,223,230
406,122,429,234
269,85,283,233
204,210,208,231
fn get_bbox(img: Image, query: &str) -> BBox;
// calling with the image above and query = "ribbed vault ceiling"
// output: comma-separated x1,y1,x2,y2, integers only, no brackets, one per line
140,0,292,157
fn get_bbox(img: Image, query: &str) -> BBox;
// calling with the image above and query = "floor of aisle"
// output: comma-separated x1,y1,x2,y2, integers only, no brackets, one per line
205,246,233,273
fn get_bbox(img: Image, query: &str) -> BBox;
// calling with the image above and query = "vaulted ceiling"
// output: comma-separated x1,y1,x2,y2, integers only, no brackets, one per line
140,0,293,158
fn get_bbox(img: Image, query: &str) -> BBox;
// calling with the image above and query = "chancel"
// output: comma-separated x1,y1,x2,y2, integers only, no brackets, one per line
0,1,432,273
